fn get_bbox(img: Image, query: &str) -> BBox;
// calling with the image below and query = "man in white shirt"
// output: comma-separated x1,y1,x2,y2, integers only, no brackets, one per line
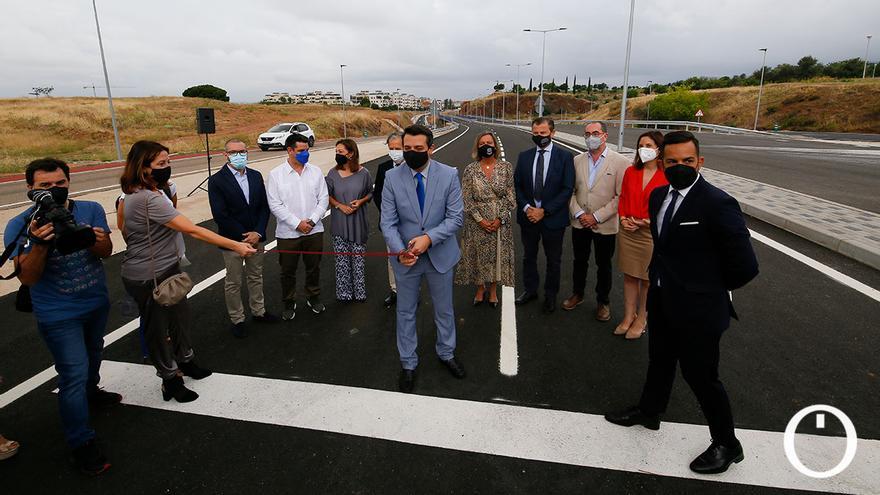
266,133,329,319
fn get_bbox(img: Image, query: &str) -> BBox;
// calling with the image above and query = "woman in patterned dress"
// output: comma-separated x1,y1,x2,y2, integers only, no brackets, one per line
454,132,515,308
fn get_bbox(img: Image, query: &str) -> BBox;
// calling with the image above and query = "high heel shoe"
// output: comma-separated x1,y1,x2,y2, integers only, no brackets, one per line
614,314,636,335
625,319,647,340
162,375,199,403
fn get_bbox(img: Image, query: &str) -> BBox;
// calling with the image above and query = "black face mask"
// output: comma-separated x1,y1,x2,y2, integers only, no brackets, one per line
478,145,496,158
404,150,429,170
151,167,172,185
335,154,349,166
664,164,698,190
532,134,551,148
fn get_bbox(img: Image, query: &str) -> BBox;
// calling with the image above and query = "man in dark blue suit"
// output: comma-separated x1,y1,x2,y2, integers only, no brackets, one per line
513,117,575,313
208,139,278,338
605,131,759,475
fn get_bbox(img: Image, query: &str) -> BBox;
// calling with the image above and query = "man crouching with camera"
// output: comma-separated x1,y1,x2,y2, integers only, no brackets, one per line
3,158,120,475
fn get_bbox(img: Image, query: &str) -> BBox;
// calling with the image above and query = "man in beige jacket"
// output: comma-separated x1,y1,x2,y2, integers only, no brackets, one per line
563,122,630,321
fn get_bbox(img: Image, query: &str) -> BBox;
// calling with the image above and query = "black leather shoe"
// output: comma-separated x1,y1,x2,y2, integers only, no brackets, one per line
514,292,537,305
87,387,122,408
689,441,744,474
384,291,397,307
604,406,661,430
542,297,557,314
399,369,416,393
440,357,467,379
231,322,248,339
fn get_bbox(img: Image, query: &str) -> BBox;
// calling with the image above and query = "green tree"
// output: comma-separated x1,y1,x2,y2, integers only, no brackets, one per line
359,97,371,107
648,87,709,121
494,82,505,91
182,84,230,101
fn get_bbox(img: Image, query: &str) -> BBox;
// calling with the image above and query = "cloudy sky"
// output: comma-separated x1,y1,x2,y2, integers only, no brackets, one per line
3,0,878,102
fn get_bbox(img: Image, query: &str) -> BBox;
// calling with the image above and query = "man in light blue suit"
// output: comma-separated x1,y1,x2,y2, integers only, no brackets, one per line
380,124,465,393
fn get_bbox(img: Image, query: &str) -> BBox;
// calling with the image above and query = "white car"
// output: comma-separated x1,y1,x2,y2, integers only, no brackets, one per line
257,122,315,151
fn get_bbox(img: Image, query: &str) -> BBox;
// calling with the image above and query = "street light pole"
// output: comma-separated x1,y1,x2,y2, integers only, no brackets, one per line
646,79,652,120
395,87,402,128
91,0,122,161
617,0,635,151
524,27,566,117
863,35,873,78
506,62,531,126
754,48,768,130
340,64,347,139
500,79,513,122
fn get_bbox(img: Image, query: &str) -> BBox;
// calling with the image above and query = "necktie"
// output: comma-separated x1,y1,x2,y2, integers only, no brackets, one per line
415,172,426,214
534,150,546,202
659,189,680,243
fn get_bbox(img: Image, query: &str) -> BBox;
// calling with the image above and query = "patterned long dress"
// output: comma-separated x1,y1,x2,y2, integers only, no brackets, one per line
455,160,516,286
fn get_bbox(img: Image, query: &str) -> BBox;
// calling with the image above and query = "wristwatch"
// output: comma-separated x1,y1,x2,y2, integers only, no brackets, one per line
306,219,315,227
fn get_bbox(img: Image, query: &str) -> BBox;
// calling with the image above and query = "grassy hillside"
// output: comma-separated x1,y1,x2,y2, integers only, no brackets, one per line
0,97,412,173
462,79,880,133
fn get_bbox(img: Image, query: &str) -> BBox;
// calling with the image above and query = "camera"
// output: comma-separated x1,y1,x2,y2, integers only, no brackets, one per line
27,189,96,255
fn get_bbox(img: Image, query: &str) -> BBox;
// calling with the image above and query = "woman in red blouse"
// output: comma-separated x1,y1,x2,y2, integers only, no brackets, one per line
614,131,667,340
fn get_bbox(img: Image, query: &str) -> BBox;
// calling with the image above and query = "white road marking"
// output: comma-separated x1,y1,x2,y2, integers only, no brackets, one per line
0,239,277,409
749,230,880,303
703,145,880,156
433,125,471,152
98,359,880,494
499,285,518,376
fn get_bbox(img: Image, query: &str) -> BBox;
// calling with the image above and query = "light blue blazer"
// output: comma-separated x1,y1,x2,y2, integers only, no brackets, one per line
380,159,464,274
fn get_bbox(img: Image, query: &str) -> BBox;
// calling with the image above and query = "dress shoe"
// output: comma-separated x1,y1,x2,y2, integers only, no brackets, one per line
252,312,281,324
514,292,537,305
596,303,612,322
689,441,745,474
399,369,416,393
562,294,583,311
231,322,248,339
604,406,661,430
87,387,122,408
71,439,110,476
542,298,556,314
384,291,397,307
440,357,466,379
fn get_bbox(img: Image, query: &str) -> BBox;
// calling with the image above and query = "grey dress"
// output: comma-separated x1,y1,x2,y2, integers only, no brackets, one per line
325,167,373,245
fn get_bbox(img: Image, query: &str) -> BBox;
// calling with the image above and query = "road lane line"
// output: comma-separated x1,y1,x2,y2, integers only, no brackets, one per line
749,230,880,303
499,285,518,376
433,125,470,152
0,239,277,409
98,359,880,494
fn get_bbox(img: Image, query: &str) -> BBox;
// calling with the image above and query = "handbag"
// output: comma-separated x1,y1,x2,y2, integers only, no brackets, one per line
144,194,193,306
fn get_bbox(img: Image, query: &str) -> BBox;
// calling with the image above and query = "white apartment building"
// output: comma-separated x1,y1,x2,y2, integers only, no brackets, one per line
350,90,421,109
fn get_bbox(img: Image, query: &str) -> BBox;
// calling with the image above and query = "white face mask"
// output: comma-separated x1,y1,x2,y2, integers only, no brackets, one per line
388,150,404,164
586,135,603,151
638,147,658,163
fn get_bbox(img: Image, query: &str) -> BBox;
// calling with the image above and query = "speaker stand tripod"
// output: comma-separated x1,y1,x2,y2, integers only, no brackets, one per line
187,133,213,197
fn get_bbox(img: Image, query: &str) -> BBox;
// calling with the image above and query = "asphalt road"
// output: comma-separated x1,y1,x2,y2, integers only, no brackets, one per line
554,123,880,213
0,121,877,494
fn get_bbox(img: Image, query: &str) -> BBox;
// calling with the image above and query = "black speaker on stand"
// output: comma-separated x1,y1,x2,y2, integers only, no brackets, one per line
188,107,216,196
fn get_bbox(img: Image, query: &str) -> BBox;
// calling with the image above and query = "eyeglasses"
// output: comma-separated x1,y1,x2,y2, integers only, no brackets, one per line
227,150,248,156
585,131,604,137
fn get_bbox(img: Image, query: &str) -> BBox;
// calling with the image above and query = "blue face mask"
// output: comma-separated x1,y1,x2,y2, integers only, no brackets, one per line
229,153,248,170
295,150,310,164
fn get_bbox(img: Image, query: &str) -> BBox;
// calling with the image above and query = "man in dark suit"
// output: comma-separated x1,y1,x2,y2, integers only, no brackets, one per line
208,139,278,338
513,117,575,313
373,132,405,308
605,131,759,475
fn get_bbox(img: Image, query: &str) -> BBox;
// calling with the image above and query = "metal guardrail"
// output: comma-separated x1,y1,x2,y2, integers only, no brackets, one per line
453,115,773,136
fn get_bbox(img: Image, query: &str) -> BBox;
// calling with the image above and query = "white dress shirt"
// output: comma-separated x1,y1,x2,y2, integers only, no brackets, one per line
227,164,250,204
266,159,329,239
525,143,553,210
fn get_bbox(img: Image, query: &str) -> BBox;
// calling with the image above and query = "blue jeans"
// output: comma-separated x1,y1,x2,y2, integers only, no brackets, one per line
36,303,109,448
